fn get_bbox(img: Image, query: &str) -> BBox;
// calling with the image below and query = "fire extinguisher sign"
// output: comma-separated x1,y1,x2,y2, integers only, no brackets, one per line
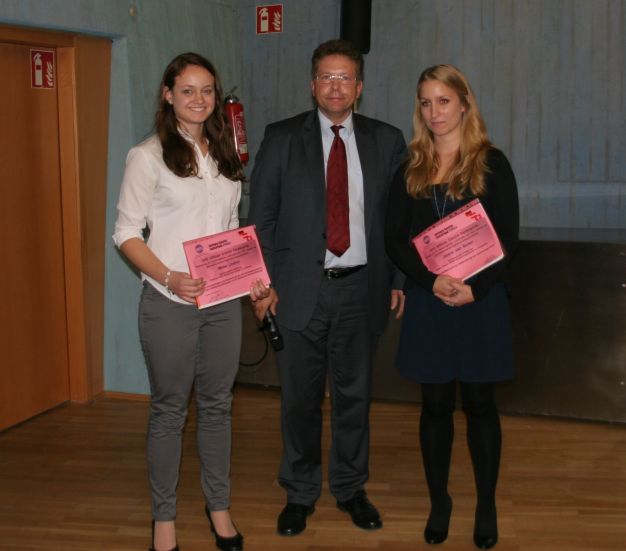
30,49,55,89
256,4,283,34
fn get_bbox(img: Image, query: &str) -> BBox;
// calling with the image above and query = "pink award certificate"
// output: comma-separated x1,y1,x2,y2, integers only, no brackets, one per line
411,199,504,281
183,225,271,309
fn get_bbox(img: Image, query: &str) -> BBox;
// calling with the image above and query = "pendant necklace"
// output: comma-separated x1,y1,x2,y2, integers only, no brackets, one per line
433,184,447,220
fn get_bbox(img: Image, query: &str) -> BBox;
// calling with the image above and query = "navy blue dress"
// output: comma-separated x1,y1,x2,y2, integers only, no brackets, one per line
385,148,519,384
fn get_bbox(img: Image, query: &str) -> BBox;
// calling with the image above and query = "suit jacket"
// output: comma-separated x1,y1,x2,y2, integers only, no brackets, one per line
248,109,406,334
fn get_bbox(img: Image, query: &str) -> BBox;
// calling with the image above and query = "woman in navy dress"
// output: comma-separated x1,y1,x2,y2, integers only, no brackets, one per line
385,64,519,549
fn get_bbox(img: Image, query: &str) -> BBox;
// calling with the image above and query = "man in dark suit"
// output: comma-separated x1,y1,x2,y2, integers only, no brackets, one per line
248,39,406,536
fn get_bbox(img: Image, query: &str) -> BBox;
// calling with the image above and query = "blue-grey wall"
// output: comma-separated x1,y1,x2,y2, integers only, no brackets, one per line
239,0,625,233
0,0,241,394
2,0,624,395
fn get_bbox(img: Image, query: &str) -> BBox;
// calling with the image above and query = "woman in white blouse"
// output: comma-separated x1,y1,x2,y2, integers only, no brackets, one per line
114,52,262,551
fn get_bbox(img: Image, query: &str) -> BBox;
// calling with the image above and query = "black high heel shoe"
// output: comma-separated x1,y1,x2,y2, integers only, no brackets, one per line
473,533,498,550
473,505,498,549
424,495,452,545
205,506,244,551
149,520,180,551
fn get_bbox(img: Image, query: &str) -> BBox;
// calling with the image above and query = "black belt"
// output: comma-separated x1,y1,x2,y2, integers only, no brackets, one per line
323,265,366,279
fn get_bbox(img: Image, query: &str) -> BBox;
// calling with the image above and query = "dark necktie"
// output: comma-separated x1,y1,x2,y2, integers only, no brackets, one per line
326,125,350,257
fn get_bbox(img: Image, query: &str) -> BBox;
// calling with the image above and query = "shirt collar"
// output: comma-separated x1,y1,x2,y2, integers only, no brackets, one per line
177,125,208,152
317,110,354,139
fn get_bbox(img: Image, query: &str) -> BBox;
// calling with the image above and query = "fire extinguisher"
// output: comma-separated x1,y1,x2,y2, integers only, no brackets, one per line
224,88,249,165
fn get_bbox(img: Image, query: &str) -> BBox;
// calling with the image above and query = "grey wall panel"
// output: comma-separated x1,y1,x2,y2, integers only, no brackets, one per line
501,240,626,422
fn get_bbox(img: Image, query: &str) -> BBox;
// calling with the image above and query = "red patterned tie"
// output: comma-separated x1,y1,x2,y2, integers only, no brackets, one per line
326,125,350,256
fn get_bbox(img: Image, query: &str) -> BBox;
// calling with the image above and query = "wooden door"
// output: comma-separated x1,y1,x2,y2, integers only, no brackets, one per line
0,42,70,430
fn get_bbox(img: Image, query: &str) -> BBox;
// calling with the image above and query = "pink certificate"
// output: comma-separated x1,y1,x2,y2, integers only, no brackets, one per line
411,199,504,281
183,225,271,309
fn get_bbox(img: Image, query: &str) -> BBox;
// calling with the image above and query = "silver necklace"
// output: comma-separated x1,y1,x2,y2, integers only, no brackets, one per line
433,185,447,219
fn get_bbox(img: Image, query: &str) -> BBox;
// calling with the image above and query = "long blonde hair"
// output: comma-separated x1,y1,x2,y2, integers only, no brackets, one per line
405,64,491,199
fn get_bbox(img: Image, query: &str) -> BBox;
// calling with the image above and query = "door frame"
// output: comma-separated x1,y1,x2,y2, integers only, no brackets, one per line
1,24,110,402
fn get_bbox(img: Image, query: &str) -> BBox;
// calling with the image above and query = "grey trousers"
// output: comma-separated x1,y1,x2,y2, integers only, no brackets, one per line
138,283,242,520
276,268,377,504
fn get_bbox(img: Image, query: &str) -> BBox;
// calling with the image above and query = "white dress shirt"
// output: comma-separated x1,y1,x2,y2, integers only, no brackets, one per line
319,110,367,268
113,134,241,304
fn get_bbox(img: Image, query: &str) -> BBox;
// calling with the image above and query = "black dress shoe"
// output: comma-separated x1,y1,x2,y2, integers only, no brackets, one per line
336,491,382,530
205,506,244,551
149,520,180,551
277,502,315,536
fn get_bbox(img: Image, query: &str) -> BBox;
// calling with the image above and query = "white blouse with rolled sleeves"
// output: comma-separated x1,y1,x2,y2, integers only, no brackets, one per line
113,134,241,305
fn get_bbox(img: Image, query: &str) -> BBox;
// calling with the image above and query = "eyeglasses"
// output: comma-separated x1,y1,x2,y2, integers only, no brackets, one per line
314,73,359,85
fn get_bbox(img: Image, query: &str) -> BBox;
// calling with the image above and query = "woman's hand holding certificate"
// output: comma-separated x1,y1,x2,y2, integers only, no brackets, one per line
183,225,271,309
412,199,504,282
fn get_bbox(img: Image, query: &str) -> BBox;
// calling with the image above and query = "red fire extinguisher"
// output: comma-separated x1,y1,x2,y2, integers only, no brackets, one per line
224,88,249,165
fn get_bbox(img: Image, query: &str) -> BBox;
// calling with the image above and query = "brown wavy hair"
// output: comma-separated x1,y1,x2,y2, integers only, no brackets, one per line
155,52,244,181
405,64,491,199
